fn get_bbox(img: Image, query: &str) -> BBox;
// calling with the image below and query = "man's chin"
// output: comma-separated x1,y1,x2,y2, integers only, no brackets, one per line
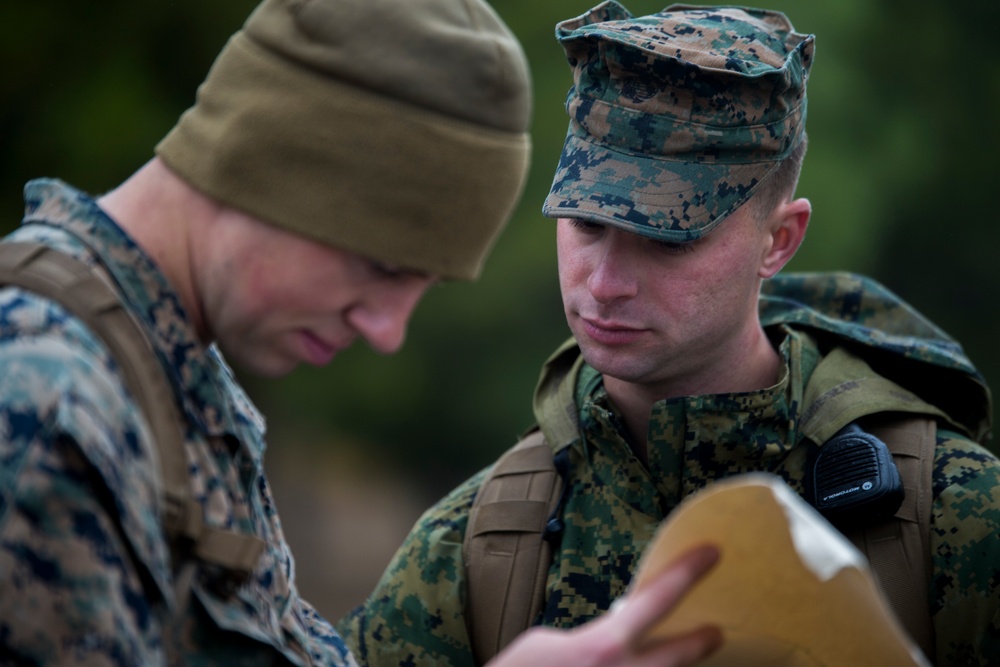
577,345,669,389
577,345,632,380
222,347,299,380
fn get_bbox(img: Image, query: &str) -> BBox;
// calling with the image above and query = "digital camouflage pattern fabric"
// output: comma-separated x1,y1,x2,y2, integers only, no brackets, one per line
0,180,356,666
760,271,992,444
542,2,814,241
338,277,1000,667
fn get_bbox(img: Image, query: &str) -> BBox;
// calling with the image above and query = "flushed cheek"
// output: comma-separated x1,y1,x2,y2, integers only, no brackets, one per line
559,263,594,305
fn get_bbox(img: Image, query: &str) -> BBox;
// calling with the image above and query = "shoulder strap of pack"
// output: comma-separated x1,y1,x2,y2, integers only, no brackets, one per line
842,413,936,661
0,243,265,586
463,429,565,665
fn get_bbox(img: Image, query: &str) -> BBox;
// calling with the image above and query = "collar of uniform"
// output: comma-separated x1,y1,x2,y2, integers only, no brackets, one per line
577,326,819,518
17,179,265,445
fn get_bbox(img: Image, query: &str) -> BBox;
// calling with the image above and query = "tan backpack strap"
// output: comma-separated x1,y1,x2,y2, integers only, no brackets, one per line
463,430,565,665
0,243,264,584
844,414,936,661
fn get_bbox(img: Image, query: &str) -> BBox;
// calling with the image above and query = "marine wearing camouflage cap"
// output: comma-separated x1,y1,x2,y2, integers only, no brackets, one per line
543,1,814,241
338,4,1000,666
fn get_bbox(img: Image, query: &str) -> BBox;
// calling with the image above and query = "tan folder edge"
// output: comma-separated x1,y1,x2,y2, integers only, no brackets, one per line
630,473,930,667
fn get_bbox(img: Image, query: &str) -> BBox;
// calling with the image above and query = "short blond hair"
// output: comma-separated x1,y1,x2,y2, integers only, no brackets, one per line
749,135,809,222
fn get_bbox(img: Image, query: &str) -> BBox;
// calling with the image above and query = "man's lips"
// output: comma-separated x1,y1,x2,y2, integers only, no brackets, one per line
579,317,646,345
300,330,340,366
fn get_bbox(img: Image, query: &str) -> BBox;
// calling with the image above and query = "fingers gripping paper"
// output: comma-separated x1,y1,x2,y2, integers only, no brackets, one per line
631,474,930,666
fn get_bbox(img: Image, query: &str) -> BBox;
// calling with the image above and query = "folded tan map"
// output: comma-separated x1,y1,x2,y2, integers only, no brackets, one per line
631,474,930,666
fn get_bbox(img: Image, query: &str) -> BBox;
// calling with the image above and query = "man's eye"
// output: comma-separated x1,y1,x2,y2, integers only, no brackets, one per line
655,240,696,255
370,260,435,285
568,218,604,233
370,260,404,278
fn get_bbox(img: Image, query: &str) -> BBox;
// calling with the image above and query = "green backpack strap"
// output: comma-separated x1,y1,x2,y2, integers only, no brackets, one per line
0,242,265,596
843,413,936,661
463,429,564,665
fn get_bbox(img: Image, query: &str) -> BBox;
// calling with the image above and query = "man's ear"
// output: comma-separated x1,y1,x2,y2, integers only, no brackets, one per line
759,197,810,279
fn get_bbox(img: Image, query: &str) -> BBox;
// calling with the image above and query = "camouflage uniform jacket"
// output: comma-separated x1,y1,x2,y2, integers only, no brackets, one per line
0,180,356,666
338,274,1000,667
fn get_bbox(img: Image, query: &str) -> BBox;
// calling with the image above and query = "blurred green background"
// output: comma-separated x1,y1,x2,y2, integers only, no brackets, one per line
3,0,998,621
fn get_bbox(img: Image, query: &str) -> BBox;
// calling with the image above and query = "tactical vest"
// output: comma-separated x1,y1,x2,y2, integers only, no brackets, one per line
0,242,265,606
463,272,994,665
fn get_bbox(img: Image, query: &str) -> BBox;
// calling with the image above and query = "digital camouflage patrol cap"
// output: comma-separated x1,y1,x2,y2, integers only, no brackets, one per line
542,2,814,241
156,0,531,280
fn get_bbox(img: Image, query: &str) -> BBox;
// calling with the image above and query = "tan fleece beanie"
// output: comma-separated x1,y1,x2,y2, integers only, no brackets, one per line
156,0,532,280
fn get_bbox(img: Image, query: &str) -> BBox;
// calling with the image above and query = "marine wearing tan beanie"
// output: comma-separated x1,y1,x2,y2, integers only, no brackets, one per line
156,0,532,280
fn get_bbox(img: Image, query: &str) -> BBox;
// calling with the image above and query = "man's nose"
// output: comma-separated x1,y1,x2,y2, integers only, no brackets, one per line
346,281,431,354
586,235,639,304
